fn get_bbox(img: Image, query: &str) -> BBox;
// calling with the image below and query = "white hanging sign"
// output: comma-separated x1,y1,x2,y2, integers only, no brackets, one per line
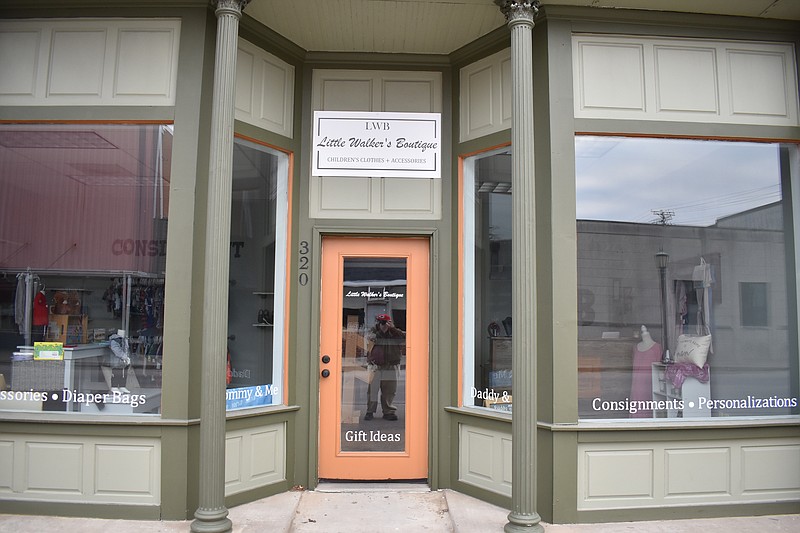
312,111,441,178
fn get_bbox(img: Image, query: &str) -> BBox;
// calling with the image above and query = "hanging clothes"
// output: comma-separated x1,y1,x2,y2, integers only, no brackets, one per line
14,273,25,333
33,291,49,326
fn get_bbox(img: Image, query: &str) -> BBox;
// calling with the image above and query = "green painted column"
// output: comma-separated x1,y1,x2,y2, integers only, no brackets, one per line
494,1,545,532
191,1,249,532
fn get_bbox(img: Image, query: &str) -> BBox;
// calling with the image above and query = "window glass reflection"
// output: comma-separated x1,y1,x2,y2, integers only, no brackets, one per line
576,137,798,419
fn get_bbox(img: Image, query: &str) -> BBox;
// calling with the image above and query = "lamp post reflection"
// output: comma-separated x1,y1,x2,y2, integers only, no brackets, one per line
655,250,671,364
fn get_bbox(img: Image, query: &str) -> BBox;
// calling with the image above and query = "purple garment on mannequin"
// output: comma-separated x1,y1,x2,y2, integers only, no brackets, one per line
630,342,662,418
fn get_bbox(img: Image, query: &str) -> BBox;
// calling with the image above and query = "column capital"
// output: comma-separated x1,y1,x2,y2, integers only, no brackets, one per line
212,0,250,18
495,0,540,25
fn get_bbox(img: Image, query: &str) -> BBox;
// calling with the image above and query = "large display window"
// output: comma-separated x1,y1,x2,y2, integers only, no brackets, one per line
462,147,513,411
576,136,800,420
225,136,289,410
0,123,172,415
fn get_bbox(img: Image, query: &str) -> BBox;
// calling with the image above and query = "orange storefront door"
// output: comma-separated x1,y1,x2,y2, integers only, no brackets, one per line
318,236,429,480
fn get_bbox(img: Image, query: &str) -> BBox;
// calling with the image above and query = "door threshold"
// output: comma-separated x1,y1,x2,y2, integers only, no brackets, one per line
316,480,430,493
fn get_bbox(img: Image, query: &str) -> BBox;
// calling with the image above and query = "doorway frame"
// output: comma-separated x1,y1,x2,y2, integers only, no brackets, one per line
305,229,440,488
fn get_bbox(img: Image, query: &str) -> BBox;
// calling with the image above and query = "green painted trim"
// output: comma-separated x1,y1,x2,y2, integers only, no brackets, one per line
161,425,191,519
225,480,294,509
576,502,800,524
305,52,450,69
575,120,800,143
449,25,510,69
0,501,162,520
542,4,800,38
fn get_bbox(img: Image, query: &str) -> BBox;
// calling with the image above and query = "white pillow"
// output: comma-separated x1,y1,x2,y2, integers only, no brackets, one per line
674,334,711,368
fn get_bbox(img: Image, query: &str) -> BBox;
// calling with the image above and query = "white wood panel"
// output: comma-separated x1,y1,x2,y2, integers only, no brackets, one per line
578,42,645,112
3,434,160,504
321,79,374,112
0,440,14,491
0,19,180,106
459,48,511,142
573,35,799,126
382,178,435,212
95,444,159,497
235,38,295,138
224,423,286,496
655,46,718,113
115,29,177,98
0,30,41,96
578,437,800,510
48,29,107,97
310,69,442,219
235,49,255,115
665,447,730,496
458,423,512,497
741,444,800,494
25,442,84,493
584,450,653,499
727,49,791,117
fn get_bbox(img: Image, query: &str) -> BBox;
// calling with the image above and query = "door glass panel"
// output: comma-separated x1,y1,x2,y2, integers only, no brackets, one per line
340,257,407,452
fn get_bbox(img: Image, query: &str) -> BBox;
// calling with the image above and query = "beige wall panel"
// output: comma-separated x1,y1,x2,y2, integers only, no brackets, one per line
310,69,442,220
500,57,512,124
260,58,292,127
466,66,494,132
458,424,512,497
225,435,243,484
235,50,255,115
382,179,434,213
250,428,282,481
665,448,730,496
573,35,799,126
383,79,437,112
584,450,653,500
318,176,373,212
579,438,800,510
235,39,294,138
25,442,83,493
0,19,180,106
741,444,800,494
0,440,13,491
0,30,40,96
4,435,160,504
48,30,107,97
501,435,513,486
225,424,286,496
95,444,159,498
727,50,791,118
459,48,511,142
655,46,718,113
321,79,374,112
577,42,645,112
115,29,176,98
465,430,494,480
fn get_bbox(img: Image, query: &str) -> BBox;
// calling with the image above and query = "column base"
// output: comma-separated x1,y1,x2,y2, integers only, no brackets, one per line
191,508,232,533
504,511,545,533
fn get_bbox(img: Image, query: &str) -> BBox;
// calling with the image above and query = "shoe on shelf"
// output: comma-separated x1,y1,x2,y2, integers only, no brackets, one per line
383,413,398,421
364,412,374,420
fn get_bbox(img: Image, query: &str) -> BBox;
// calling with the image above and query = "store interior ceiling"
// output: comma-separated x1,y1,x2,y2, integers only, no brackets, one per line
246,0,800,55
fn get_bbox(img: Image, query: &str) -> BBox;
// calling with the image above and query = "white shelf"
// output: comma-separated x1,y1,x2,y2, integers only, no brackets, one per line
651,362,710,418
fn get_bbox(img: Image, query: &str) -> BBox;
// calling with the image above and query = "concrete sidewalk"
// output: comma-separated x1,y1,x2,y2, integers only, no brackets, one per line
0,484,798,532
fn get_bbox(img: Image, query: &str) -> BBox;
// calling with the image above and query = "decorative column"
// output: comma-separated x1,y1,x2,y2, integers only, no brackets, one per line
494,2,544,532
191,1,249,532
